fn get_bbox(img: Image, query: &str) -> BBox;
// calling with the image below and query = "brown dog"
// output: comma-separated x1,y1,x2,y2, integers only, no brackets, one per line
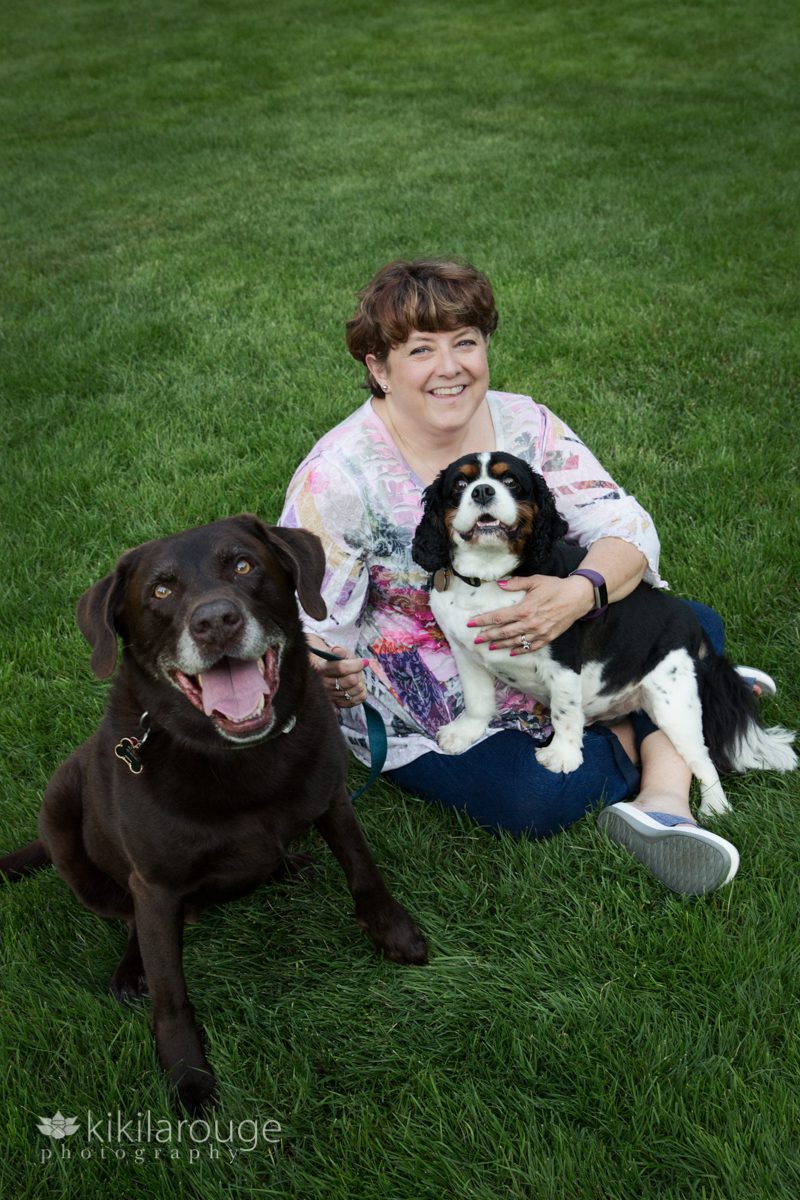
0,515,426,1113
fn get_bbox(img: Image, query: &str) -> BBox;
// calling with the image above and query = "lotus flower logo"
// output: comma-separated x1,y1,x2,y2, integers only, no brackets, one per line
37,1112,80,1139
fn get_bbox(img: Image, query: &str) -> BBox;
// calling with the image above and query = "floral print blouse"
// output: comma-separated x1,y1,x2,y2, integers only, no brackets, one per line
280,391,666,770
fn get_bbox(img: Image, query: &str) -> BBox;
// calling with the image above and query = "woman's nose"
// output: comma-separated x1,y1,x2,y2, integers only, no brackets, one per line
434,345,459,375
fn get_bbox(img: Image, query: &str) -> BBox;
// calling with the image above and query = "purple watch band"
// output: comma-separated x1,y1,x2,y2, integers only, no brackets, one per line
569,568,609,620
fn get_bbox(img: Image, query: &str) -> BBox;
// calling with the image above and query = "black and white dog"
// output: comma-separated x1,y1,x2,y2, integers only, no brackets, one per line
411,452,796,817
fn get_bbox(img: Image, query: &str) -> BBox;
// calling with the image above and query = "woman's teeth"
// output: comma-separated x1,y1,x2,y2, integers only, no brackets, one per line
431,385,465,396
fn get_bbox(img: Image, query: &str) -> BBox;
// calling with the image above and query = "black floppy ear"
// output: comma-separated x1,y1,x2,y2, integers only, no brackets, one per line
411,474,452,573
75,552,134,679
244,516,327,621
522,473,570,570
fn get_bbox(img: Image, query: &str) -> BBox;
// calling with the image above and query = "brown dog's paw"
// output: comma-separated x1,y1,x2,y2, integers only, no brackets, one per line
358,900,428,965
272,852,318,882
171,1066,218,1116
110,967,149,1003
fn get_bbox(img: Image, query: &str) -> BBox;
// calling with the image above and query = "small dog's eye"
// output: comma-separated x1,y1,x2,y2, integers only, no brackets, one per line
454,479,468,493
235,558,253,576
153,584,172,600
503,475,519,491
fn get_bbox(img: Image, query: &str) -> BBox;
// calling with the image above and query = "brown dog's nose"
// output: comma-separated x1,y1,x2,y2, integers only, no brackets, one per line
190,599,244,647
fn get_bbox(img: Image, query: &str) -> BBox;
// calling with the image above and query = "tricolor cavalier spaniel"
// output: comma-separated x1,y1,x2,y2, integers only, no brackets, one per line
411,452,796,817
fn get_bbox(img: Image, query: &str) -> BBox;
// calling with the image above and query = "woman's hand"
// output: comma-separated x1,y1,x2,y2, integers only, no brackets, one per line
308,640,370,708
468,574,595,654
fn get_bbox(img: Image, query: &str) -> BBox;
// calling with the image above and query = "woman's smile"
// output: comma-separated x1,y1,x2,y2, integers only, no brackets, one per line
429,384,467,397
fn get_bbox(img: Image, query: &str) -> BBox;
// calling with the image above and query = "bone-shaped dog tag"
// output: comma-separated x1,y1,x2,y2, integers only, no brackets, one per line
114,736,143,775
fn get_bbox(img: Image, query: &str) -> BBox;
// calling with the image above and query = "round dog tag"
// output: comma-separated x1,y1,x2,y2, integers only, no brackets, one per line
432,568,450,593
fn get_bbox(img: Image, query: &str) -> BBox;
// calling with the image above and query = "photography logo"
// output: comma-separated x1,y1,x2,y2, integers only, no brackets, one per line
37,1113,80,1140
36,1108,282,1164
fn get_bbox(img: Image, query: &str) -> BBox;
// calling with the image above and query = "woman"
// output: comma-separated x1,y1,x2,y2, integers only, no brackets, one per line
280,258,769,895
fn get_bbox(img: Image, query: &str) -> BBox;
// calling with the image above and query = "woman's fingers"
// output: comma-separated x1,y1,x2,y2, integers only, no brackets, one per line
468,576,586,653
311,644,370,708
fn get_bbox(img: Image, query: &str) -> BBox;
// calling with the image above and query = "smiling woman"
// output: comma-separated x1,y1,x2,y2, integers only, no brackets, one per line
279,258,772,896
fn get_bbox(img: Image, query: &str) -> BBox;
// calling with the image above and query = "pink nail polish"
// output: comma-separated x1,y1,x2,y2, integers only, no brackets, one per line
474,637,484,645
466,620,477,628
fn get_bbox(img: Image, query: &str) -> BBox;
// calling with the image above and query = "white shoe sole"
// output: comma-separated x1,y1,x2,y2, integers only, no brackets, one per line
735,665,777,697
597,802,739,895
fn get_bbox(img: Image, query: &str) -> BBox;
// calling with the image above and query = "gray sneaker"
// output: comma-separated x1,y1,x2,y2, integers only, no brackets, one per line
597,802,739,895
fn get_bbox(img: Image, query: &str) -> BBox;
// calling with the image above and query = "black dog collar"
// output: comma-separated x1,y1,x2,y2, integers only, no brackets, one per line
113,708,298,775
432,567,487,592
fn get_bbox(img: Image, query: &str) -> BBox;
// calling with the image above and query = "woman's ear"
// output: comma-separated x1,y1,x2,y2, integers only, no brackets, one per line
365,353,389,394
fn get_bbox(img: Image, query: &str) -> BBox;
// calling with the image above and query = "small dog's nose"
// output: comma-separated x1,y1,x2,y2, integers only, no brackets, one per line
471,483,496,507
190,599,244,647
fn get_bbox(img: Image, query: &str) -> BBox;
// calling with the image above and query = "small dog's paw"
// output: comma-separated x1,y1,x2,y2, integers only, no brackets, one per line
535,741,583,774
436,717,485,755
698,782,731,818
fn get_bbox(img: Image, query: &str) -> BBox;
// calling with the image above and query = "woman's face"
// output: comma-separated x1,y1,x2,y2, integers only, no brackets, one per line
367,327,490,439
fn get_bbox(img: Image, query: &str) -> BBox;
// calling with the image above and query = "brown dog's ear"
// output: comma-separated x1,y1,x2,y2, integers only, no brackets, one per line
243,517,327,621
75,554,133,679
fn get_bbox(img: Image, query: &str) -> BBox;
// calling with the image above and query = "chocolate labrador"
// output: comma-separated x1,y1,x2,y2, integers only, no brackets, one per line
0,515,427,1113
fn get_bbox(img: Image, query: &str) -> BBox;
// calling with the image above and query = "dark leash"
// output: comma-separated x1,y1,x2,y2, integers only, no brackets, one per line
308,646,388,802
114,653,388,803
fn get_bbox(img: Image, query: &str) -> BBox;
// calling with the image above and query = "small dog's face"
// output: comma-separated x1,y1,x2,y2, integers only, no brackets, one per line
412,452,568,576
443,452,539,550
76,517,326,747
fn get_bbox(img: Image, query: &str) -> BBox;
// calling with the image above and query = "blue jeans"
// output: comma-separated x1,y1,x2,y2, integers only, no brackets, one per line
385,601,724,839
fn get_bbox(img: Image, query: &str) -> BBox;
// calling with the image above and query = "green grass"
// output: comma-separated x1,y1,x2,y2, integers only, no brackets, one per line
1,0,799,1195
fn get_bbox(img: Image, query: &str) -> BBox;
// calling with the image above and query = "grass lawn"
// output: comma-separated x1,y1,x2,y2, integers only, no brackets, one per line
1,0,799,1195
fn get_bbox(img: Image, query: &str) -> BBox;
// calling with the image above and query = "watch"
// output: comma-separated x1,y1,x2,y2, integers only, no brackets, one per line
568,568,609,621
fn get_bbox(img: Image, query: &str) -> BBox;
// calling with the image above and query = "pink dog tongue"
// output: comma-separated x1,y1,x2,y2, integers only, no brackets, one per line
200,658,269,721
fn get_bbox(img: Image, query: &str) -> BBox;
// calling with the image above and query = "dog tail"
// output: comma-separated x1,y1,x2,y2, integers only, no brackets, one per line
699,655,797,775
0,839,51,883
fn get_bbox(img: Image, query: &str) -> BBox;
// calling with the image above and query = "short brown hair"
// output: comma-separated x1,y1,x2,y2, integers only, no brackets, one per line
345,258,499,397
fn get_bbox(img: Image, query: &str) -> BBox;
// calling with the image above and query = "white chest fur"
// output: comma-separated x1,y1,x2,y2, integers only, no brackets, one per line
430,578,557,695
430,578,520,650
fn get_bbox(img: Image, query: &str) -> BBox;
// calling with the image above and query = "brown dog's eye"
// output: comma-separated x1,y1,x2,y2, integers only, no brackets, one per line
235,558,253,576
153,584,172,600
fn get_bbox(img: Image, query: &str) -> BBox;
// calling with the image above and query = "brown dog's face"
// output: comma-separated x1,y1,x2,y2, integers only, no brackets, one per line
77,516,326,747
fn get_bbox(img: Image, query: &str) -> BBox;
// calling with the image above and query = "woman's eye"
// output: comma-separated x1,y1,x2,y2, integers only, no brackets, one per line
153,584,172,600
457,338,477,347
235,558,254,576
